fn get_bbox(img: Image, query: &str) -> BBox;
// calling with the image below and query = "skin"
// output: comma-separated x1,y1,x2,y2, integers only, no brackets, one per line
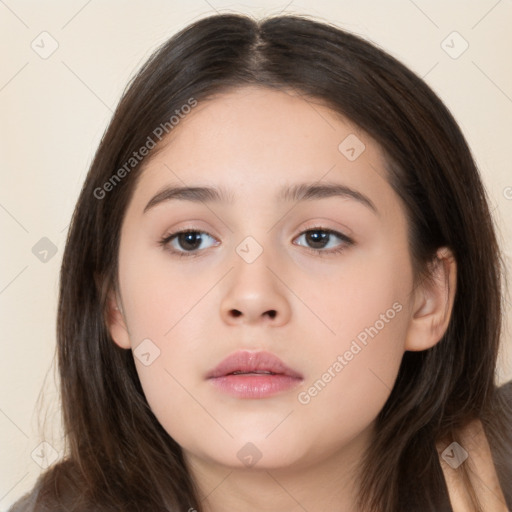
437,419,508,511
107,86,457,512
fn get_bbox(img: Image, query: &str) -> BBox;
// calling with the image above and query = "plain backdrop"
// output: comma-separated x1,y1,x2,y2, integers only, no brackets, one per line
1,0,511,509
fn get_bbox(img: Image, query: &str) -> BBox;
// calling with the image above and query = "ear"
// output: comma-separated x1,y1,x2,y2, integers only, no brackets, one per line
106,289,131,349
405,247,457,351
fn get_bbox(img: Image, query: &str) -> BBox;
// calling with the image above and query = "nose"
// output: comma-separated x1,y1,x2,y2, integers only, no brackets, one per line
219,247,292,327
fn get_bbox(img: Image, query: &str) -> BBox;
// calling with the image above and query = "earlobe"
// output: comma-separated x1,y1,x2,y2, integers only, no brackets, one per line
404,247,457,352
106,290,131,349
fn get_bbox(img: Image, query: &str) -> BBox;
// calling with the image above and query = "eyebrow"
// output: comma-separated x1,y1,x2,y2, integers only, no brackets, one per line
143,181,378,215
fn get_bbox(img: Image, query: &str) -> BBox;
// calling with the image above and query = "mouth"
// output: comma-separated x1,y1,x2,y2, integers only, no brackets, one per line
206,350,303,399
229,370,277,375
206,350,303,379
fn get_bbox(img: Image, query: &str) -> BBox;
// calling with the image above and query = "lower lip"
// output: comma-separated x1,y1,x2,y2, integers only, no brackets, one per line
208,374,302,398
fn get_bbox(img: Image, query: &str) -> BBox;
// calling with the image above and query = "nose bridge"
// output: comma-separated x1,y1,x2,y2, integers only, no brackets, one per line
232,233,279,297
219,233,291,325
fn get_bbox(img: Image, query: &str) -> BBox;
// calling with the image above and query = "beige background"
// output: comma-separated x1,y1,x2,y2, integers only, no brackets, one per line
1,0,511,509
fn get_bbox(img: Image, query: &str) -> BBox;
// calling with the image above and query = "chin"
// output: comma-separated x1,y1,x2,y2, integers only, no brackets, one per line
185,432,313,471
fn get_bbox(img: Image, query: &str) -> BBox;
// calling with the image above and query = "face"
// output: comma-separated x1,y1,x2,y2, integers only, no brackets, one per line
108,86,426,473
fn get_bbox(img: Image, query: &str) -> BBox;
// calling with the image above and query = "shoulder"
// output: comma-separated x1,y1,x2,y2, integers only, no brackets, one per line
497,378,512,404
438,415,509,511
8,477,42,512
487,379,512,508
8,459,87,512
436,380,512,511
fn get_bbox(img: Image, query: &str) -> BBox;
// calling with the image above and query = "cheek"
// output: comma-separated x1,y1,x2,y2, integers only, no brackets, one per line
300,242,411,349
293,248,410,428
293,299,408,459
117,249,226,446
117,243,219,344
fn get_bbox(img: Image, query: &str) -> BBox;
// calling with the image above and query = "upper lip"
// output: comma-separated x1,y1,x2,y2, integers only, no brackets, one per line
206,350,303,379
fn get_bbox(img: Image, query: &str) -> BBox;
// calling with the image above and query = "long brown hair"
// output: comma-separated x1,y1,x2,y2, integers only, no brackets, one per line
29,13,510,511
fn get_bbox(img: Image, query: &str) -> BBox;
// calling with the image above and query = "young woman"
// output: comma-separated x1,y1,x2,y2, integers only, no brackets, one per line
10,12,512,512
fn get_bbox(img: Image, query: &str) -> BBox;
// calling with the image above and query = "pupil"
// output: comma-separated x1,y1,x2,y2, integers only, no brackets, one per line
179,232,201,250
307,231,328,249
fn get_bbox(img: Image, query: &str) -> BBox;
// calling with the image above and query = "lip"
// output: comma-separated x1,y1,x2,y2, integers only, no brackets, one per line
206,350,303,399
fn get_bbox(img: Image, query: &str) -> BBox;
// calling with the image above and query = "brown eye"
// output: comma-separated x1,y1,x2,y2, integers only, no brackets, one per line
159,229,219,257
294,228,353,255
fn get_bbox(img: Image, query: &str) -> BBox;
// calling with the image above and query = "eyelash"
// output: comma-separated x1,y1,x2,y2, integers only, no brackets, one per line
158,226,354,259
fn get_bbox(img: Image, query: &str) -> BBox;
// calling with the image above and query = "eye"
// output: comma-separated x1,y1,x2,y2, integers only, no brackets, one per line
159,226,353,259
158,229,219,258
293,227,353,256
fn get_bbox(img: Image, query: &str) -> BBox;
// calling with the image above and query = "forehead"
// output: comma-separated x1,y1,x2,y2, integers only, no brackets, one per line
128,85,399,217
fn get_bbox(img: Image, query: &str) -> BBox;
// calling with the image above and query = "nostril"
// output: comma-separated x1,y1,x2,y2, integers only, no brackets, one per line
230,309,242,317
266,310,277,319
